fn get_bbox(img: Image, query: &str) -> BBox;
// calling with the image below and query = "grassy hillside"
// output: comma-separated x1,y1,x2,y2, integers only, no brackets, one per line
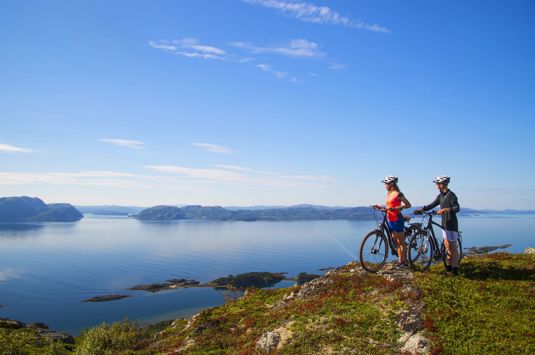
1,253,534,354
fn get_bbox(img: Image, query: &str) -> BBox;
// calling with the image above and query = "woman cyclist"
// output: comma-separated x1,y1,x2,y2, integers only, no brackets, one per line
374,176,412,268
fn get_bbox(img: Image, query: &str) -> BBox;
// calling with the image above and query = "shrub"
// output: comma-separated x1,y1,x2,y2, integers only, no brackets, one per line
75,321,140,355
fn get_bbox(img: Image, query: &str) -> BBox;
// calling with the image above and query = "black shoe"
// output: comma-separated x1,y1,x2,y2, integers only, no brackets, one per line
446,265,453,272
452,267,459,276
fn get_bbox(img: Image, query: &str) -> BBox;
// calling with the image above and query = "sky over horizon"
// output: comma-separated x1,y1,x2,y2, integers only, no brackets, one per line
1,0,534,209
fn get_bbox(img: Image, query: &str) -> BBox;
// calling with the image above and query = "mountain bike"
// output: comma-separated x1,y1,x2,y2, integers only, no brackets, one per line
359,206,419,272
407,210,463,271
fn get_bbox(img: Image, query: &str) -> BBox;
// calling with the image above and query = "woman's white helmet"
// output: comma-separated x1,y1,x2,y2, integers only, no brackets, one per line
433,176,451,184
382,175,398,184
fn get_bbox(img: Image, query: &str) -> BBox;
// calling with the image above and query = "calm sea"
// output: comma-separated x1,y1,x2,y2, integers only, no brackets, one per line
0,214,533,335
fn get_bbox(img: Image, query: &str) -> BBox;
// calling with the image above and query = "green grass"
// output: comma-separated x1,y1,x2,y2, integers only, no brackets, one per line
414,253,535,354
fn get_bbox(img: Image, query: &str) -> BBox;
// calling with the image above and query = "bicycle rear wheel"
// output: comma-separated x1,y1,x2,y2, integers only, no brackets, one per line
408,231,434,271
359,230,389,272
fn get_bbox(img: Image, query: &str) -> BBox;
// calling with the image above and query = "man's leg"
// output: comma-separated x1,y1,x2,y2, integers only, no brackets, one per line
444,233,460,275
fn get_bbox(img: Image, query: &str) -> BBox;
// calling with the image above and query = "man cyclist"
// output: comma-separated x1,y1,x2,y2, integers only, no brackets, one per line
414,176,461,276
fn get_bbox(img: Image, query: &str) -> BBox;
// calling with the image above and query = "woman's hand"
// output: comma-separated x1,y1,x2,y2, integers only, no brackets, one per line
437,208,450,215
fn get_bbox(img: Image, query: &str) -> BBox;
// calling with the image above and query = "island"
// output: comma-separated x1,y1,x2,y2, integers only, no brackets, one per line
129,279,201,293
133,204,374,221
82,295,131,303
207,272,290,290
0,196,83,223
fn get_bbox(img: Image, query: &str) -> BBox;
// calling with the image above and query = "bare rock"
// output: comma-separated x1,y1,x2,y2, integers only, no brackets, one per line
397,306,423,333
0,318,25,329
35,329,75,344
400,332,432,354
283,291,296,301
295,275,333,300
256,331,281,353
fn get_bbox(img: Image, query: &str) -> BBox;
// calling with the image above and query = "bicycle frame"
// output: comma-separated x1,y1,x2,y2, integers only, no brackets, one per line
420,212,443,255
373,208,400,256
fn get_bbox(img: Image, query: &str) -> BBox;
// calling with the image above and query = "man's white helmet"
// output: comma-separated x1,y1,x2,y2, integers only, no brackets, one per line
382,175,398,184
433,176,451,184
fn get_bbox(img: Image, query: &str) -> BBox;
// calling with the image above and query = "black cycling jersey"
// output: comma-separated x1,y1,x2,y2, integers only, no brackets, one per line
422,189,460,232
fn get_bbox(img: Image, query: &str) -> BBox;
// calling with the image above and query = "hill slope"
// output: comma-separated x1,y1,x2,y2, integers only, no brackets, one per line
1,253,534,354
0,196,83,223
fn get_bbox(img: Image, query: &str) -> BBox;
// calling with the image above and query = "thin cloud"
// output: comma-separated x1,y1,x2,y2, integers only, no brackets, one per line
255,64,288,79
145,165,247,183
144,164,332,188
231,39,323,58
0,171,160,188
100,139,145,149
213,164,278,176
0,143,33,153
243,0,390,33
149,38,227,60
191,143,235,154
328,63,346,71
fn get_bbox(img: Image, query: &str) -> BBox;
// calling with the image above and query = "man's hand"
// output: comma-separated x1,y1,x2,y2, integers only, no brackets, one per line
437,208,449,215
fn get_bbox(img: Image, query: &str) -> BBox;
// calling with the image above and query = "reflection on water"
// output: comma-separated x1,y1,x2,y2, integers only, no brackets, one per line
0,214,533,335
0,223,44,233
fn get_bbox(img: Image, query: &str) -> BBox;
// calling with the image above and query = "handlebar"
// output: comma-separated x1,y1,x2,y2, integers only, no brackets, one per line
413,210,437,216
371,206,397,212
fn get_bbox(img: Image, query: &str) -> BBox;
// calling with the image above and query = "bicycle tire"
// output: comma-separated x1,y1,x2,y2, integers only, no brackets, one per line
359,230,389,272
408,230,434,271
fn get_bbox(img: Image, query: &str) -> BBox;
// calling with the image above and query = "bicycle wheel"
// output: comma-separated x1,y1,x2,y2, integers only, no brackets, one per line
408,231,434,271
441,237,463,269
359,230,389,272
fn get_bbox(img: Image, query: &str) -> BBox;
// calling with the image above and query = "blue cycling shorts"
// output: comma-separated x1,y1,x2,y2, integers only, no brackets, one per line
387,218,405,233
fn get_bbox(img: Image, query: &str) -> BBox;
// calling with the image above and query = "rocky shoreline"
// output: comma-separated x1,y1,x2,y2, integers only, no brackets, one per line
0,318,74,345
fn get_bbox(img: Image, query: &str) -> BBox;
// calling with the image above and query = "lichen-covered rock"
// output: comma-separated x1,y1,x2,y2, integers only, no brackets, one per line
524,247,535,254
256,331,281,353
401,332,432,354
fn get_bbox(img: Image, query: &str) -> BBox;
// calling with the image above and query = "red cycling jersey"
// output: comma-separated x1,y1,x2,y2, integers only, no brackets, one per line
386,191,403,222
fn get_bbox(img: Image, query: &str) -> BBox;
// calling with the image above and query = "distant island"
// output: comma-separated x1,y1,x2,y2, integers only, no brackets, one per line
132,204,535,222
133,205,376,221
0,196,83,223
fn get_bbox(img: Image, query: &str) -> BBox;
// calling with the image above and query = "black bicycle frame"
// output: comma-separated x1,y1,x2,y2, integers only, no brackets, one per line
420,212,443,253
375,209,399,256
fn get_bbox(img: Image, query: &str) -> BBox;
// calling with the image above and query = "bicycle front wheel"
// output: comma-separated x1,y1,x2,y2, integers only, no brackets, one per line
408,231,434,271
359,230,389,272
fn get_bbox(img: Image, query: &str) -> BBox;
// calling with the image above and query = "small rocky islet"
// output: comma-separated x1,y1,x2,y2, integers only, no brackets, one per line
84,272,321,302
129,278,201,292
82,294,132,302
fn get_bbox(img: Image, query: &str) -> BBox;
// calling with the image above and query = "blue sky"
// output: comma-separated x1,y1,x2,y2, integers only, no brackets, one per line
1,0,534,208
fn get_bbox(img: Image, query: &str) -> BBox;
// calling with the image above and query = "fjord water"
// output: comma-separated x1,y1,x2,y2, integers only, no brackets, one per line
0,214,533,335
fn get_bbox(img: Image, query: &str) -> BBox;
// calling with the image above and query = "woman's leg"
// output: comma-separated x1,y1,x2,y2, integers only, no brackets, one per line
393,231,406,263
